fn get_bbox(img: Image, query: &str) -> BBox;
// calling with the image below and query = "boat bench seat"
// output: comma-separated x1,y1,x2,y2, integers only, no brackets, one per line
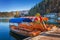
19,28,33,32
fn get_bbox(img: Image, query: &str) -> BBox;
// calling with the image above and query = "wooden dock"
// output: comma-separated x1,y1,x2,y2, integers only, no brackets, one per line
24,28,60,40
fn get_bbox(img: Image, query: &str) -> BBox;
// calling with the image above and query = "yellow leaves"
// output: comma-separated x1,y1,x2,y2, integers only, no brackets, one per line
35,13,40,17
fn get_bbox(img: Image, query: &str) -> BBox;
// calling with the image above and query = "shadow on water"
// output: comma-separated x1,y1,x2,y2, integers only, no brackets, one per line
10,31,29,40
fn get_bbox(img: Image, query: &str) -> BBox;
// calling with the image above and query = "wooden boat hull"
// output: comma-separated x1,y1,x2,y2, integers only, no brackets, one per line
10,25,41,37
9,24,55,37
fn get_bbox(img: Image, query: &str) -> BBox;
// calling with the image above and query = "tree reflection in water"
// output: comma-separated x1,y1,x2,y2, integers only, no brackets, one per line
10,31,28,40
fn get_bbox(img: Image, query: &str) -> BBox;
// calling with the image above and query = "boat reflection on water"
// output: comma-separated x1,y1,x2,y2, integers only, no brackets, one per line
10,31,28,40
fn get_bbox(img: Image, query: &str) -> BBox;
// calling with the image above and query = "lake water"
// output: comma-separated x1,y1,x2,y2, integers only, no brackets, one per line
0,22,15,40
0,22,28,40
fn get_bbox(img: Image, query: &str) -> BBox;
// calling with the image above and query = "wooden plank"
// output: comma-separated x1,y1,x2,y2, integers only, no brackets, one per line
23,28,60,40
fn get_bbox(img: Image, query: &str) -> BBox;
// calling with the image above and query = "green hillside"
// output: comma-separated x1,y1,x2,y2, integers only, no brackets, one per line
28,0,60,16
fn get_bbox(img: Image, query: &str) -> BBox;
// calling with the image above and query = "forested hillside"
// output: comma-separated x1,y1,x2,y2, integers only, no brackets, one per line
29,0,60,16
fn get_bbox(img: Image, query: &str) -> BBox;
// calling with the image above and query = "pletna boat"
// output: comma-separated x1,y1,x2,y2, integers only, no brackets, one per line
9,18,54,37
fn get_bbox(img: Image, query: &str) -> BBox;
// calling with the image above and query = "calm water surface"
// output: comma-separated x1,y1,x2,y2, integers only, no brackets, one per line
0,22,27,40
0,22,16,40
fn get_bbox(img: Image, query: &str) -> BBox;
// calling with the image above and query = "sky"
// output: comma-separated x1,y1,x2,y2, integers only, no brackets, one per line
0,0,42,12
